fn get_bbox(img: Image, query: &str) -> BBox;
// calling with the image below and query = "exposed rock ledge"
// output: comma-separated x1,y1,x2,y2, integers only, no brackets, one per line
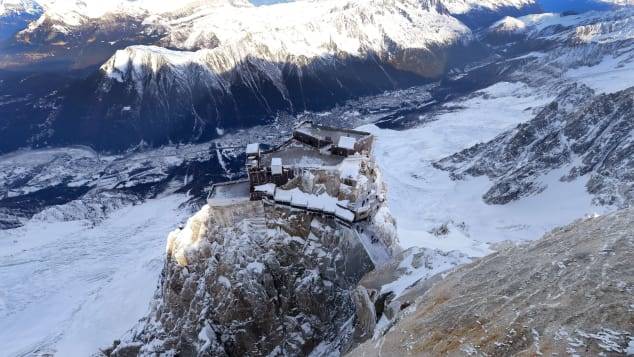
348,208,634,356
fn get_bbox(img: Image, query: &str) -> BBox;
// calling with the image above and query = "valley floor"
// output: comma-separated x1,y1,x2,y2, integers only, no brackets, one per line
0,195,190,356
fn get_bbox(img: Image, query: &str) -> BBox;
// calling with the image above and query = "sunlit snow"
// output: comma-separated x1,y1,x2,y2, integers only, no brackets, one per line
0,195,190,356
361,81,607,257
566,54,634,94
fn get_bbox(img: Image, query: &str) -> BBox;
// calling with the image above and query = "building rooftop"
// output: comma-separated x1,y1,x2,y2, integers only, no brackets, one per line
208,180,250,205
338,136,356,150
295,122,369,146
246,143,260,155
260,142,345,168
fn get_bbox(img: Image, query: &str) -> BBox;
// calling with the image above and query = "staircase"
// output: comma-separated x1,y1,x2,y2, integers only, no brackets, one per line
243,217,267,232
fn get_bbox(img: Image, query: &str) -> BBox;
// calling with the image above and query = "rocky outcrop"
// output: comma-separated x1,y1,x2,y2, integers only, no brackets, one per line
350,287,376,343
103,201,394,356
435,85,634,207
434,8,634,208
101,149,398,356
348,207,634,356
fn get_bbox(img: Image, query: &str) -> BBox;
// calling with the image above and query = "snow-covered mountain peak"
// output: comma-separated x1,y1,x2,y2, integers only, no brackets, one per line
18,0,252,33
35,0,250,18
520,8,634,43
149,0,468,52
440,0,536,15
488,15,528,33
0,0,40,16
101,0,471,83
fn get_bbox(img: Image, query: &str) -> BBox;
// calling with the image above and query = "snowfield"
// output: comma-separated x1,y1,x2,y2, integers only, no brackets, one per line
566,54,634,94
0,195,190,356
361,81,608,257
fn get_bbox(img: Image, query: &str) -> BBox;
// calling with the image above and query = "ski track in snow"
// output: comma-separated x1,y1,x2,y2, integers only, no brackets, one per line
361,81,608,257
0,195,189,356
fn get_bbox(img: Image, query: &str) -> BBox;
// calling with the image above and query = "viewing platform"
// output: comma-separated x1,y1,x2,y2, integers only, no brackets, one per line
207,121,379,224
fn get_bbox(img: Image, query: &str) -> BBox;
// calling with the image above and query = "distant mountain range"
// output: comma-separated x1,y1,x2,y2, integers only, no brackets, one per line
0,0,545,153
0,0,632,155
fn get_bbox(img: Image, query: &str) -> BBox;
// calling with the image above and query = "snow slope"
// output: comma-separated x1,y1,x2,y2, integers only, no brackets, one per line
361,81,606,257
360,7,634,259
566,55,634,93
0,195,190,356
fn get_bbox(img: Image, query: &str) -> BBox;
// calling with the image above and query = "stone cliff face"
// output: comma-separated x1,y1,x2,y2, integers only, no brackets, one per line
349,207,634,356
102,153,398,356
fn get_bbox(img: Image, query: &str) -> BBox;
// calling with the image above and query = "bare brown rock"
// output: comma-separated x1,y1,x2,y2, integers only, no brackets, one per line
349,208,634,356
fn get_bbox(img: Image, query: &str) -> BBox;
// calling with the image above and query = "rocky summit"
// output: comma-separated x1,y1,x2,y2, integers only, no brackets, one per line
100,124,399,356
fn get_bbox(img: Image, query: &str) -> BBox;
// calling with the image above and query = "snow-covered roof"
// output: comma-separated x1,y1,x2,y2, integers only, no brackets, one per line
271,158,283,175
274,189,292,203
208,180,250,205
338,157,362,180
335,207,355,222
246,143,260,155
270,188,356,222
338,136,357,150
254,183,276,196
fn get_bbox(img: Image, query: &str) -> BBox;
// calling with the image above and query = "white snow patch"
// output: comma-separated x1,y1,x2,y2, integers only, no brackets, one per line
338,136,356,150
567,54,634,94
246,261,265,274
490,16,528,34
380,247,467,298
254,183,276,196
0,195,189,356
443,0,535,15
626,337,634,355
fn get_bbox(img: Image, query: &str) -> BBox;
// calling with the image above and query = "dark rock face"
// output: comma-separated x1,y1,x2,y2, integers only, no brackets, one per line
49,54,433,152
0,9,41,42
0,39,486,154
0,42,479,154
0,70,68,154
435,85,634,207
105,203,379,356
